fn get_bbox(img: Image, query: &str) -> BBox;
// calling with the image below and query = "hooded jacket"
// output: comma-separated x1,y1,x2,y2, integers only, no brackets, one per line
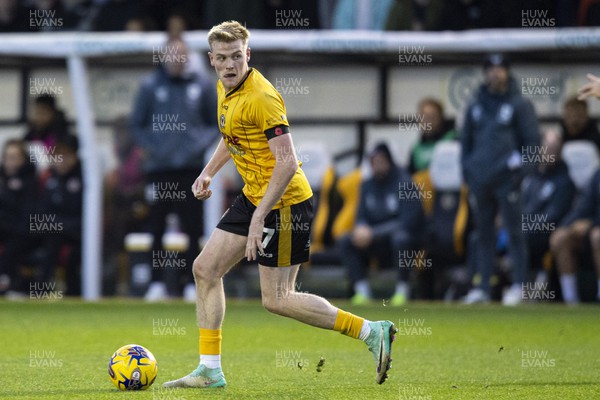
461,77,540,189
521,161,576,226
130,67,218,173
356,164,424,243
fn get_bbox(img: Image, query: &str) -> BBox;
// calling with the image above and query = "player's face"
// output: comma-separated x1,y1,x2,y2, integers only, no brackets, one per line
209,40,250,91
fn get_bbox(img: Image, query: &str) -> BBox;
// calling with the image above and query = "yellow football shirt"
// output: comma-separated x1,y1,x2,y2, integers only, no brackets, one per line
217,68,312,209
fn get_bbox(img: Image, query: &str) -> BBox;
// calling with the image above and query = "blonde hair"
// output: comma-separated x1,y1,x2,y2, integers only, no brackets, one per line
207,20,250,50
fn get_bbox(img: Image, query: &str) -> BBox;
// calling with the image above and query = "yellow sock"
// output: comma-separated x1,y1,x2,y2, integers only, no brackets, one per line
199,328,222,355
333,309,364,339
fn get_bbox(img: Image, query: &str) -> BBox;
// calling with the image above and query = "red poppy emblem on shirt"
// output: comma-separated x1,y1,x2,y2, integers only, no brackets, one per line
275,127,283,136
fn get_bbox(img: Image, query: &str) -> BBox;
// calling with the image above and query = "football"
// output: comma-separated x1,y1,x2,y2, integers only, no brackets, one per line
108,344,157,390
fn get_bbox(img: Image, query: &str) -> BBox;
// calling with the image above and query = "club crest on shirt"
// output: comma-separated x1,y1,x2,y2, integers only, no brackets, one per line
220,114,226,128
497,103,514,124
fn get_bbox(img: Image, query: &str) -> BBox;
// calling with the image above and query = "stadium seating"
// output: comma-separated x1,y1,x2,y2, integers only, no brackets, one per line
419,141,470,299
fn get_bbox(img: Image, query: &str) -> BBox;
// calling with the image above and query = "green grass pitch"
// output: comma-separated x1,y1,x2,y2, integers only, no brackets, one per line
1,299,598,399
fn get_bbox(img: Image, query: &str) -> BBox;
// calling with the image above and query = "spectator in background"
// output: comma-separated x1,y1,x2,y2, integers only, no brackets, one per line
318,0,337,29
460,54,540,305
578,73,600,100
408,97,457,174
578,0,600,26
0,0,29,32
560,96,600,152
90,0,143,31
333,0,395,30
37,134,83,296
24,95,69,149
124,14,156,32
438,0,484,30
203,0,268,29
550,167,600,304
339,143,424,306
166,12,188,39
130,36,218,301
264,0,321,29
521,129,575,283
385,0,443,31
60,0,93,30
0,139,38,295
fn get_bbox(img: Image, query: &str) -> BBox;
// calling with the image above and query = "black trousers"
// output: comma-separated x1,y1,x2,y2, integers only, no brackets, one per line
338,230,416,286
146,169,203,295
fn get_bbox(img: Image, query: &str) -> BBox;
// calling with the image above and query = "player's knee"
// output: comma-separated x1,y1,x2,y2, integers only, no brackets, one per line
550,228,568,252
261,292,284,315
192,256,217,284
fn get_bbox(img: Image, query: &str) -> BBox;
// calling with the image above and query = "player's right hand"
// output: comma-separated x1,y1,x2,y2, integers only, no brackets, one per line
577,73,600,100
192,174,212,200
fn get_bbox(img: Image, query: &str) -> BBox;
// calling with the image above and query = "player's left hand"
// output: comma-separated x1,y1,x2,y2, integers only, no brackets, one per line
246,216,265,261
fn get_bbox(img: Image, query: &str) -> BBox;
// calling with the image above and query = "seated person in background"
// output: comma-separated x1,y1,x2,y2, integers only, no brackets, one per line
521,129,576,283
339,143,424,306
560,96,600,151
23,94,69,149
36,135,83,296
0,139,38,294
409,97,457,174
550,167,600,304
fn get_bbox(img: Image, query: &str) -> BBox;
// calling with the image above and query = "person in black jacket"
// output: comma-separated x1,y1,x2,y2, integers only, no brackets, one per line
35,135,83,296
461,54,540,305
0,139,38,294
23,95,69,149
550,168,600,304
521,130,576,282
560,96,600,152
339,143,424,306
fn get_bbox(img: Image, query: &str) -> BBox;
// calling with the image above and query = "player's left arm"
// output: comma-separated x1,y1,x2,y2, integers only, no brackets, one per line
245,133,298,261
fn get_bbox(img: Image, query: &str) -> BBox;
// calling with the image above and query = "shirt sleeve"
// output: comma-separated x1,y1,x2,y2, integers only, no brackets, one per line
249,89,290,140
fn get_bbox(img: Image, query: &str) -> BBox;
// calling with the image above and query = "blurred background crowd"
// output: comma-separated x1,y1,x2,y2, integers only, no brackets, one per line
0,0,599,305
0,0,599,33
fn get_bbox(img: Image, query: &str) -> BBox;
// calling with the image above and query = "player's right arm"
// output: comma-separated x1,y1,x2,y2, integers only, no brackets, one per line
192,137,230,200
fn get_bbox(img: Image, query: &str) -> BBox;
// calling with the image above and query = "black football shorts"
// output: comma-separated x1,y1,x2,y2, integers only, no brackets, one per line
216,194,313,267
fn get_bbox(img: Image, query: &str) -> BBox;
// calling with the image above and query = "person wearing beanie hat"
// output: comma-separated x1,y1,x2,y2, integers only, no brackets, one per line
461,53,540,305
339,142,424,307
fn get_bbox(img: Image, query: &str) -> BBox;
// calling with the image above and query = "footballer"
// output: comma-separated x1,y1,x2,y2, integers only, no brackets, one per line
163,20,397,389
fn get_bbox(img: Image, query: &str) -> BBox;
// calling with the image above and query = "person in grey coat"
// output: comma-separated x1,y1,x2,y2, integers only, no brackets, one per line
130,37,219,300
460,54,540,305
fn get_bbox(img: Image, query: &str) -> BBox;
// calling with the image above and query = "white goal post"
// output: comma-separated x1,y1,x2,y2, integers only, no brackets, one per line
0,28,597,300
